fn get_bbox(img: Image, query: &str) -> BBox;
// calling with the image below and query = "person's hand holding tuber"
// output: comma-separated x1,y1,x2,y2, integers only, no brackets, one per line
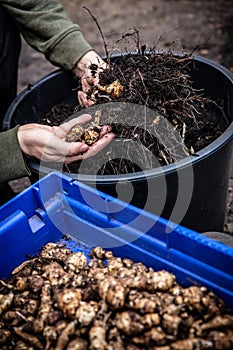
17,113,114,163
73,50,107,107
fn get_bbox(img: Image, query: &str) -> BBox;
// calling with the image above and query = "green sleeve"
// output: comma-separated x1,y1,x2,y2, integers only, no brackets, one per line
0,127,31,183
0,0,93,70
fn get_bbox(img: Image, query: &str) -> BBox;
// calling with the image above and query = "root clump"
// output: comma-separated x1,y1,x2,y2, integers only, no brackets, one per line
40,50,228,175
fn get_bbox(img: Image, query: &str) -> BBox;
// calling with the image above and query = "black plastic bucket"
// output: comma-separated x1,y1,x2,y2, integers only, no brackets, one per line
4,55,233,232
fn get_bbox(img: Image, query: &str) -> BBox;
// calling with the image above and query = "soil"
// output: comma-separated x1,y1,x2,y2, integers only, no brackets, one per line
40,52,228,176
11,0,233,233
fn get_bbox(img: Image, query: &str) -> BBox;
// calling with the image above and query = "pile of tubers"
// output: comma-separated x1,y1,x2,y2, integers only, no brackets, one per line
0,242,233,350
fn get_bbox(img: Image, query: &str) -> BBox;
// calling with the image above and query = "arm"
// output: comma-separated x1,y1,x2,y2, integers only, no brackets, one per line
0,0,92,71
0,127,31,183
0,0,107,105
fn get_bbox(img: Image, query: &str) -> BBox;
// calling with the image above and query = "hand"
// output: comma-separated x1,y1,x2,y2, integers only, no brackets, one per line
73,50,107,107
17,114,114,164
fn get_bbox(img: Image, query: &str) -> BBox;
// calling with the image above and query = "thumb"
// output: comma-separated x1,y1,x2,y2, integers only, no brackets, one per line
66,141,89,157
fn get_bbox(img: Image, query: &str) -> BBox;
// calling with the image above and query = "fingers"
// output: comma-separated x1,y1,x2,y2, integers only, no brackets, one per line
63,122,114,162
75,51,108,108
81,77,92,92
56,113,92,138
82,132,115,160
64,113,92,129
78,91,88,107
78,91,94,108
64,132,114,164
42,138,89,163
100,125,112,137
65,141,89,157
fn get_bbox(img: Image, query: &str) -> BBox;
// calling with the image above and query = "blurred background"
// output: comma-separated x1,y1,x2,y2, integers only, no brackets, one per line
17,0,233,91
10,0,233,233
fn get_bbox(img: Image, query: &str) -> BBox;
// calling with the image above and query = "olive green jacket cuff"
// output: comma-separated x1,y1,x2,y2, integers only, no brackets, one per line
0,127,31,183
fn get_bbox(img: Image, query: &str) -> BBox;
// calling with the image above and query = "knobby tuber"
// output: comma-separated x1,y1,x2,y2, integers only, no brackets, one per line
0,243,232,349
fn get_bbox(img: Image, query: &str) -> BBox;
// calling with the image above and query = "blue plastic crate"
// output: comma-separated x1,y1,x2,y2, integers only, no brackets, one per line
0,172,233,310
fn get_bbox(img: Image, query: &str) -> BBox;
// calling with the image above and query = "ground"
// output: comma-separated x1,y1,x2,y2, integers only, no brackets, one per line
10,0,233,235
